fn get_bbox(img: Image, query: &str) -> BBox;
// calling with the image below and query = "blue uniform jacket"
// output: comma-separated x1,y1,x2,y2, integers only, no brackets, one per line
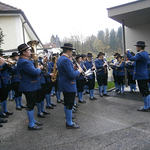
126,61,136,76
95,59,106,76
84,60,95,79
147,57,150,78
116,62,125,76
127,51,149,80
11,64,21,83
17,58,41,92
57,55,80,92
76,63,85,80
0,63,12,86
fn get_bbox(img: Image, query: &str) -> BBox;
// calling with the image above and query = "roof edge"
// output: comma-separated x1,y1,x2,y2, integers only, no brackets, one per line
107,0,145,10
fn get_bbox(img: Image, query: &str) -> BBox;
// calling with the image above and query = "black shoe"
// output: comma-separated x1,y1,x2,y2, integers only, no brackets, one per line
74,104,79,108
57,100,61,103
51,103,56,107
103,94,109,96
86,91,89,94
21,105,27,109
46,106,54,109
0,118,8,123
66,123,80,129
37,113,45,118
78,100,86,104
28,125,42,130
16,107,22,111
89,97,97,100
0,113,8,118
72,109,77,113
100,94,103,97
137,107,149,112
35,121,43,126
0,124,3,127
42,111,50,115
5,112,13,116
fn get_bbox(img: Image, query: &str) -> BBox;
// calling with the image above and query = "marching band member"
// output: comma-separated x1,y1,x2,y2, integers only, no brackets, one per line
11,52,26,110
0,53,8,127
36,56,50,118
95,52,108,97
110,53,120,92
84,53,97,100
116,55,125,94
76,54,86,103
127,41,150,111
126,52,136,92
45,59,56,109
17,43,43,130
57,43,82,129
0,51,13,118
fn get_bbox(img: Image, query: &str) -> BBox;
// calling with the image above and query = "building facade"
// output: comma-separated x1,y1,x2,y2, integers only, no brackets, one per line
108,0,150,52
0,1,43,53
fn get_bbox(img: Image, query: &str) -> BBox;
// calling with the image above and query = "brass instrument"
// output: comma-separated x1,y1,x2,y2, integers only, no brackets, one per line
51,56,58,82
27,40,39,68
0,57,16,66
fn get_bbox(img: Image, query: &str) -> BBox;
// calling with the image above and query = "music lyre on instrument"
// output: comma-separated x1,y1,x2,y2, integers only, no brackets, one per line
27,40,39,68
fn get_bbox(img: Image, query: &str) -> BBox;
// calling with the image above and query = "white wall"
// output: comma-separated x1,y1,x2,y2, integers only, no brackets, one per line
125,23,150,53
0,15,33,51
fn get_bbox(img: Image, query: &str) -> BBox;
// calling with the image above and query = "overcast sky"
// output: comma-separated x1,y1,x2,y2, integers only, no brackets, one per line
2,0,134,43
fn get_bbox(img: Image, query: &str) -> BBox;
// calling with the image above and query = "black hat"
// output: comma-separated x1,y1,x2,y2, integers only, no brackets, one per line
18,43,30,53
75,54,81,61
11,52,18,57
81,54,86,58
61,43,76,51
134,41,147,47
87,53,92,57
114,53,120,57
97,52,105,58
0,49,4,56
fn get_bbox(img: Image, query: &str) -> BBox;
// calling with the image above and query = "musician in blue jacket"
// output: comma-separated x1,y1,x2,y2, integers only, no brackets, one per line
0,55,13,118
126,52,136,92
11,52,26,110
95,52,108,97
76,54,86,103
84,53,97,100
57,43,82,129
17,43,43,130
0,55,8,127
127,41,150,111
116,56,125,94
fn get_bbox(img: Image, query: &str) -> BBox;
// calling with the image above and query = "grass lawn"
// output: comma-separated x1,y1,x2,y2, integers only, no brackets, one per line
95,81,115,90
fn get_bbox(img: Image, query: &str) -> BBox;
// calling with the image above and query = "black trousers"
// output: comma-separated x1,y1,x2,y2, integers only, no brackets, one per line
117,76,125,85
52,80,58,92
0,85,10,102
113,74,117,83
63,92,76,110
76,79,85,92
97,74,108,86
127,73,136,85
12,82,22,98
23,90,39,111
137,80,149,97
87,78,95,90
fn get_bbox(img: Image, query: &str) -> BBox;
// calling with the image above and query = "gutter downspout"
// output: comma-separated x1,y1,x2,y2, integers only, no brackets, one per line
122,20,128,87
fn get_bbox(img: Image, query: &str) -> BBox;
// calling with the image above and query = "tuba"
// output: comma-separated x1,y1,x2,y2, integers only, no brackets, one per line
27,40,39,68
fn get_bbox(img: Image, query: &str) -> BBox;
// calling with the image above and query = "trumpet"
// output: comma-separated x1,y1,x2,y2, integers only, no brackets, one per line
0,57,16,65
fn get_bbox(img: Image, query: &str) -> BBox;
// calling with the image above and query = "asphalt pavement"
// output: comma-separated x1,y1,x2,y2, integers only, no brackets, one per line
1,90,150,150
